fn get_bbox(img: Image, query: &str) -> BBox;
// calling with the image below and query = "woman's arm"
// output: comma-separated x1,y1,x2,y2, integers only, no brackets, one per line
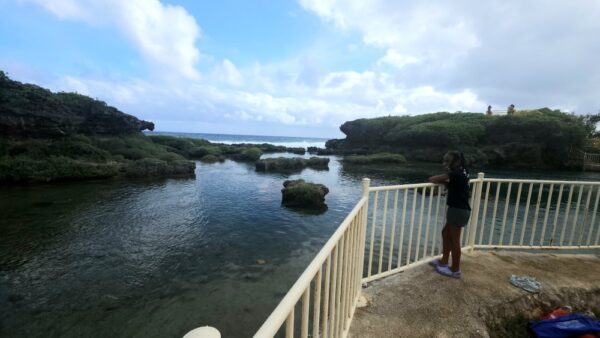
428,173,449,184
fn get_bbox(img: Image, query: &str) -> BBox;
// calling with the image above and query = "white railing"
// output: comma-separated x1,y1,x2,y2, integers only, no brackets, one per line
253,179,371,338
361,173,484,282
187,174,600,337
583,152,600,170
472,178,600,250
584,152,600,164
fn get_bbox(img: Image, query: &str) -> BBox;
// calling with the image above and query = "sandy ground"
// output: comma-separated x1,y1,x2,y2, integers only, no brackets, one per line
348,250,600,338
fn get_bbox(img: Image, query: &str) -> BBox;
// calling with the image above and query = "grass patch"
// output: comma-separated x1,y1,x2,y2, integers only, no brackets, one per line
343,153,407,164
0,134,195,183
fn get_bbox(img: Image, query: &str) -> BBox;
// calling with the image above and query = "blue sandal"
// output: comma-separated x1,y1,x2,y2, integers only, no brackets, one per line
435,265,461,278
429,259,448,268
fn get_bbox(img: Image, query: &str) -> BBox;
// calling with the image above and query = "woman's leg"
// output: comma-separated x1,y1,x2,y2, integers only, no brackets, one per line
440,225,451,265
448,225,463,272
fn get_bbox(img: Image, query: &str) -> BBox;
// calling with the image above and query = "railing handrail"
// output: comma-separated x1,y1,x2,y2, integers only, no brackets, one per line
371,178,600,192
369,178,482,192
483,178,600,185
253,196,367,338
192,174,600,338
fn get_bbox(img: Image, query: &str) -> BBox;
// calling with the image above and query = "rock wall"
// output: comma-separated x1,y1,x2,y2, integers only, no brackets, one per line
0,70,154,138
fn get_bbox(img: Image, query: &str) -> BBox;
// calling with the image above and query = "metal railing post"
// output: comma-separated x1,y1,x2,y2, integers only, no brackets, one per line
359,178,370,283
468,173,485,252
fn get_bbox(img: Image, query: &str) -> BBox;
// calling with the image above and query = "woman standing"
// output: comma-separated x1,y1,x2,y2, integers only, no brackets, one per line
428,151,471,278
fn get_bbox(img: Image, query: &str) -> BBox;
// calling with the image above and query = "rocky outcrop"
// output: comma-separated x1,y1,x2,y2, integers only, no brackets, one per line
286,147,306,155
307,146,335,155
255,157,329,173
0,72,196,184
326,109,588,169
229,147,262,162
281,179,329,209
0,70,154,138
124,158,195,177
342,153,407,164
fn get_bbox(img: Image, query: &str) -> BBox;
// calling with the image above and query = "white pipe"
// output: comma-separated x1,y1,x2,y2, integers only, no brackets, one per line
479,181,491,245
378,191,389,274
483,178,600,185
499,182,513,245
367,191,378,277
388,190,399,271
423,186,434,258
432,185,442,256
560,185,575,245
406,189,418,265
301,288,310,338
569,185,584,245
588,186,600,245
312,268,321,338
397,189,408,267
415,187,426,261
509,182,523,245
519,183,534,246
530,183,544,246
489,182,501,245
540,184,555,245
474,244,600,250
550,184,564,245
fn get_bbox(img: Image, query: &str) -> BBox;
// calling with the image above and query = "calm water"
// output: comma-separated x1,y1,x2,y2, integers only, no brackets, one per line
2,141,600,337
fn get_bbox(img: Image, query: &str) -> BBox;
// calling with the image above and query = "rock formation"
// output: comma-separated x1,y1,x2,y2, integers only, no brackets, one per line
281,179,329,209
0,70,154,138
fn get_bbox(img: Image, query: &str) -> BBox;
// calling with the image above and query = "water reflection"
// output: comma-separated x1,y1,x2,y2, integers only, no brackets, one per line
1,156,600,337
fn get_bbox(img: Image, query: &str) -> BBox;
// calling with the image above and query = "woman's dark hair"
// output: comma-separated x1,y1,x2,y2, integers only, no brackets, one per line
446,150,468,173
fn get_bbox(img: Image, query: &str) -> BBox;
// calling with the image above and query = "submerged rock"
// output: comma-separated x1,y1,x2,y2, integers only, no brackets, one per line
307,146,336,155
200,154,226,163
281,179,329,209
229,147,262,162
286,147,306,155
342,152,406,164
255,157,329,173
124,159,195,177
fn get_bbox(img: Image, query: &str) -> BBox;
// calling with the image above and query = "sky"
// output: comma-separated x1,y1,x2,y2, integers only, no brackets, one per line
0,1,599,138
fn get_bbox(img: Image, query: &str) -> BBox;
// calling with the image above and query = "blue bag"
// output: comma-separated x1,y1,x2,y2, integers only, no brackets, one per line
530,313,600,338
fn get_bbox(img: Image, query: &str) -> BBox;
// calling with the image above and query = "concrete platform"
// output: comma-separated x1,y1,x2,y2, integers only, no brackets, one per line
349,250,600,338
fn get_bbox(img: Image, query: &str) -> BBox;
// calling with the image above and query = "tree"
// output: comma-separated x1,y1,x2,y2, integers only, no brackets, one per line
579,113,600,138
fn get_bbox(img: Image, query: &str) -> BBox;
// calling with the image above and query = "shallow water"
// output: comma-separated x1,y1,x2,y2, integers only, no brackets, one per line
1,157,599,337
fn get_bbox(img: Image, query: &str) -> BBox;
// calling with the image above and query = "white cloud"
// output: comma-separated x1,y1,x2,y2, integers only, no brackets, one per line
300,0,480,68
28,0,202,80
13,0,600,137
300,0,600,114
378,50,421,69
216,59,244,87
48,65,483,131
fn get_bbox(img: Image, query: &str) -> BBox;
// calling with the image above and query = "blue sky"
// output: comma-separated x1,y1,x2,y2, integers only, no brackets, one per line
1,1,599,137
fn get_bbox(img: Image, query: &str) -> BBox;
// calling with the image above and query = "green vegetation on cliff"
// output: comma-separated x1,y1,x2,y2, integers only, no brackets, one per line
343,153,407,164
0,70,154,138
0,134,195,183
0,71,317,183
0,71,198,183
328,109,591,169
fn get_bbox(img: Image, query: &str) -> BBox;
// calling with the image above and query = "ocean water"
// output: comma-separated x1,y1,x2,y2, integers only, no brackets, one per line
145,131,329,149
1,143,600,337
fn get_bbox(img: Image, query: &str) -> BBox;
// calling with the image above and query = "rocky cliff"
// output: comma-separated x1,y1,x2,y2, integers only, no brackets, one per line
327,109,588,169
0,71,196,184
0,70,154,138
